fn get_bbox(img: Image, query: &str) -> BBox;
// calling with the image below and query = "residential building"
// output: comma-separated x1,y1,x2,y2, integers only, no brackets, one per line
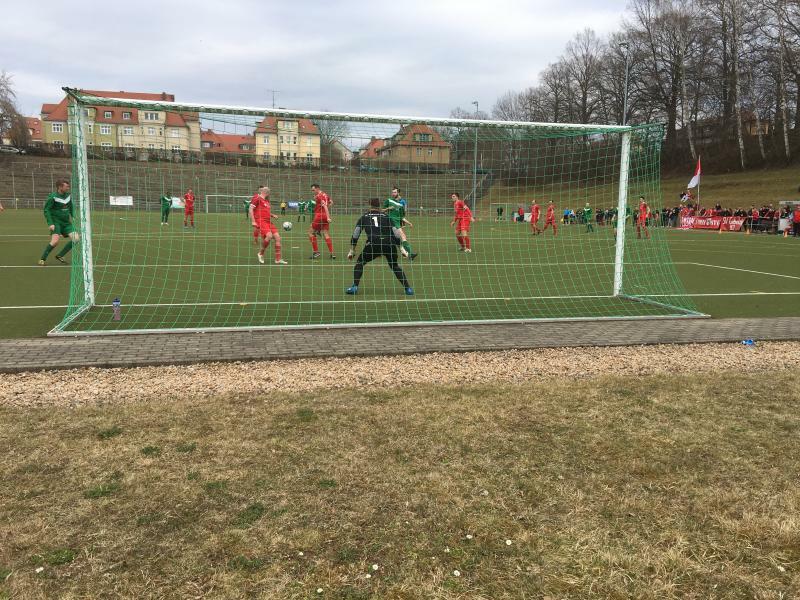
254,117,320,165
329,139,354,162
363,125,451,167
26,117,43,145
40,90,201,152
201,130,256,154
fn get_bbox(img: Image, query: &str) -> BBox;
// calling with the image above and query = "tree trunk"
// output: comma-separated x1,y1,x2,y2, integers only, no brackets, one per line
731,0,746,170
778,0,791,160
680,42,697,161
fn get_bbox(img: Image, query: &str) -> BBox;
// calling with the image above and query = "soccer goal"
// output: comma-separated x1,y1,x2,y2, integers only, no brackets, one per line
50,88,704,335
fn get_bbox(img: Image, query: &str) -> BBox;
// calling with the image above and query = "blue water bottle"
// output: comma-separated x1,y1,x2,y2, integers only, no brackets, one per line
112,298,122,321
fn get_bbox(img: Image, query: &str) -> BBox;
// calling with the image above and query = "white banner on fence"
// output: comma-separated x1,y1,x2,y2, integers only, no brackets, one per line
171,197,183,208
109,195,134,206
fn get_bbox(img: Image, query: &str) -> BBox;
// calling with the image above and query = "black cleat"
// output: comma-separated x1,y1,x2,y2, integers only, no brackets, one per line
408,252,418,261
55,255,67,264
329,254,336,260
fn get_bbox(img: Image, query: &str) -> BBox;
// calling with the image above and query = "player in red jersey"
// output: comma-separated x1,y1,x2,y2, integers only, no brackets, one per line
308,183,335,259
183,188,195,228
636,196,650,239
450,192,475,252
529,200,541,235
542,200,557,235
249,185,287,265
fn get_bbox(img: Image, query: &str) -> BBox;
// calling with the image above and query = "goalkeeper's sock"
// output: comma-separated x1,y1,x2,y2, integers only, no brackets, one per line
325,237,334,253
56,241,73,258
41,243,56,261
310,235,318,253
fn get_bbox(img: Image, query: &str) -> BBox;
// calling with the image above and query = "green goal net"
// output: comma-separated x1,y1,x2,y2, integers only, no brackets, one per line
51,88,702,335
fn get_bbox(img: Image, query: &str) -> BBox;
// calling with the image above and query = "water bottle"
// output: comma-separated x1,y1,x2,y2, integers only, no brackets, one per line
741,338,755,346
112,298,122,321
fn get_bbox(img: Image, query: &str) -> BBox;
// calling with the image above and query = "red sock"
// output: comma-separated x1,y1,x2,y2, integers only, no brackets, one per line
275,244,281,261
456,235,464,248
262,239,270,251
464,236,471,249
553,224,558,236
325,237,334,253
310,235,318,252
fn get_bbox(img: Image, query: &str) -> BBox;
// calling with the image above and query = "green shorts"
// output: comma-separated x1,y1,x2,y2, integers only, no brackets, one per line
50,221,75,237
389,217,403,229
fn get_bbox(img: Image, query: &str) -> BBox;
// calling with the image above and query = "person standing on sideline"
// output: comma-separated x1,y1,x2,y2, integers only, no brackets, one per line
39,178,79,265
160,193,172,225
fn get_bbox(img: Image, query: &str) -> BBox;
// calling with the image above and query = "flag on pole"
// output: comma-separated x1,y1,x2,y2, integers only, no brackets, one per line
687,156,701,189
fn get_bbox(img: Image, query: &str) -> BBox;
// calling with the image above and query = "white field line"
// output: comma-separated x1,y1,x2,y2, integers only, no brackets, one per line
4,291,800,310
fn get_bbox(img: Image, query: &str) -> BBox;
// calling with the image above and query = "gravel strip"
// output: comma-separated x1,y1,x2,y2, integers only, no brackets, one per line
1,341,798,408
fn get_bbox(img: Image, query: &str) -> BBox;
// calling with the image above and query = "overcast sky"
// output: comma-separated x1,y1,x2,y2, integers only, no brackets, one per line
5,0,627,119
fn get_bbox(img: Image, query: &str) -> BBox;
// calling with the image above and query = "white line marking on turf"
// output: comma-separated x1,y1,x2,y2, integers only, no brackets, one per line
4,291,800,310
686,262,800,281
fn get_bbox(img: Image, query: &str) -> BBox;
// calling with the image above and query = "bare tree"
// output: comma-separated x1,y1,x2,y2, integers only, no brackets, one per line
0,71,27,146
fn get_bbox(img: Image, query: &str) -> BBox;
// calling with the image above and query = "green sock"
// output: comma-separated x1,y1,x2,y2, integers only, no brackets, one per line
57,241,73,258
41,244,56,261
402,240,412,253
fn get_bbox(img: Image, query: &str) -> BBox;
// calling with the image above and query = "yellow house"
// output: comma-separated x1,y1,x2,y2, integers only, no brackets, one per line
40,90,201,152
376,124,451,166
254,117,320,165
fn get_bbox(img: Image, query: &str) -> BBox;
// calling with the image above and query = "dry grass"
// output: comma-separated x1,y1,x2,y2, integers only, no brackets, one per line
1,364,799,598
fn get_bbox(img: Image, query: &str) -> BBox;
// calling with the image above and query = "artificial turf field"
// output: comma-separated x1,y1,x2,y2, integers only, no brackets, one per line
1,208,799,337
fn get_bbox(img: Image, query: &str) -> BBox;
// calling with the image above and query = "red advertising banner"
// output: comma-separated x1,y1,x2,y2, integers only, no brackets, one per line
680,216,747,231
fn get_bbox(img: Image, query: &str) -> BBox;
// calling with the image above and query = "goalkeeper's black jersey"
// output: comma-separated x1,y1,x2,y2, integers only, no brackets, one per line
351,210,398,247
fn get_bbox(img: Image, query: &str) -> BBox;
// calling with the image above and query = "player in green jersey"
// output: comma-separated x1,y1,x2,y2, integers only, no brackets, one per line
583,202,594,232
297,200,307,222
382,187,417,260
243,197,251,221
39,178,79,265
160,193,172,225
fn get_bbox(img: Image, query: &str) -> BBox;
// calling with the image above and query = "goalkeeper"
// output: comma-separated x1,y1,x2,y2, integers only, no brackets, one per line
383,187,417,260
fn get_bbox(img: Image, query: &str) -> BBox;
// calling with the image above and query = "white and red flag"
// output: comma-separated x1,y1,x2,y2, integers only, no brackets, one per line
687,156,701,189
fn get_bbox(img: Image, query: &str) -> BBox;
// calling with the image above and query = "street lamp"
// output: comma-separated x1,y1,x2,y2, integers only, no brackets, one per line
619,42,630,125
471,100,479,210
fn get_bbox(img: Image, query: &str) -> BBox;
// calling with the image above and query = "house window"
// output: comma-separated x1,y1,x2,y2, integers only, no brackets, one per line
293,136,297,144
104,111,112,119
170,129,180,137
158,128,163,136
54,140,64,149
416,148,422,156
148,143,155,149
172,145,181,151
52,123,63,133
100,125,111,135
263,152,270,159
144,112,159,121
306,153,313,159
279,135,284,143
101,142,112,149
87,123,93,134
202,141,212,148
123,127,133,135
293,152,297,159
124,143,134,148
427,148,433,156
147,127,155,136
83,109,91,117
263,135,270,144
122,112,131,120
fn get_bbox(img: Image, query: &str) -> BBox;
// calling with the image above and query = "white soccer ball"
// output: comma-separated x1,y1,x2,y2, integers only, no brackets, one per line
282,221,293,231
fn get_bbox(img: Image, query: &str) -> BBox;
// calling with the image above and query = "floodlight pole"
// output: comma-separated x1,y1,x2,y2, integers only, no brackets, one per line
620,42,630,125
471,100,479,211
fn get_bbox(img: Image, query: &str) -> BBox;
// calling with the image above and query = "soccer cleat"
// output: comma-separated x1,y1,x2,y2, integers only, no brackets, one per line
257,252,265,264
464,248,472,253
38,259,46,266
330,254,336,259
408,252,418,261
310,252,321,260
274,259,288,265
405,287,415,296
55,255,67,264
399,246,409,258
345,285,358,295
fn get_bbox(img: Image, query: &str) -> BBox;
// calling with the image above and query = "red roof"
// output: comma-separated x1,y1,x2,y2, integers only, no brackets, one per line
382,124,450,149
201,130,256,154
359,137,385,159
40,90,196,126
26,117,42,141
255,116,320,135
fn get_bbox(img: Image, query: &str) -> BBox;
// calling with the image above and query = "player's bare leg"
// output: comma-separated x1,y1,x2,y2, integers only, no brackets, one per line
307,226,320,258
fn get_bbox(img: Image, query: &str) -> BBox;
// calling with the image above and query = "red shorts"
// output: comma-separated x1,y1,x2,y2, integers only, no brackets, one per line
256,221,277,236
637,219,647,227
456,220,471,232
184,206,194,215
545,218,555,225
312,216,330,232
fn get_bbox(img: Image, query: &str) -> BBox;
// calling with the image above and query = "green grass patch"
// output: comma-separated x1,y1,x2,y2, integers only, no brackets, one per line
227,556,265,571
97,426,122,440
32,549,75,567
233,503,267,529
175,442,196,453
140,445,161,457
83,482,120,499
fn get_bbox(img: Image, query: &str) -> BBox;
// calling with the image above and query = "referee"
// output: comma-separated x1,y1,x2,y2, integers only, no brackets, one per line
346,198,414,296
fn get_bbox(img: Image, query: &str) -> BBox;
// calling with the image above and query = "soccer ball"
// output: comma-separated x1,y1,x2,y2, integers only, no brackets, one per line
282,221,292,231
